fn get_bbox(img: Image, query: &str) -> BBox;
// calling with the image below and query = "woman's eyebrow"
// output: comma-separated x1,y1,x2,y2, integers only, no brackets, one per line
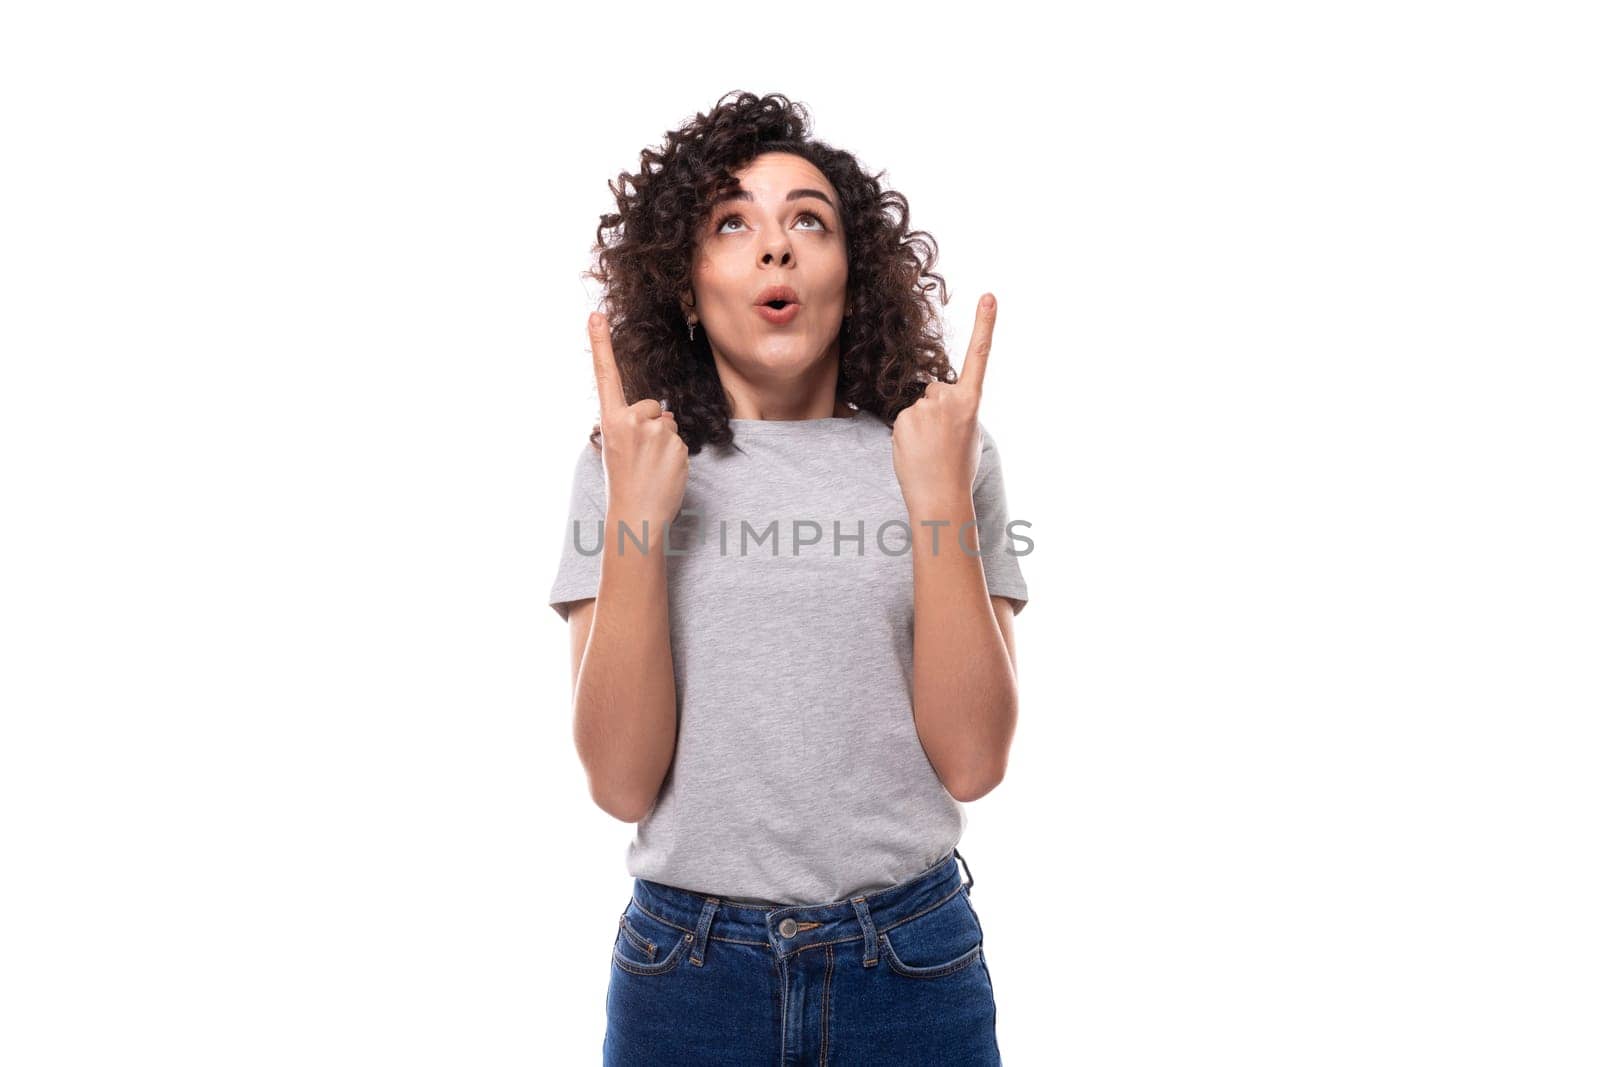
712,188,837,212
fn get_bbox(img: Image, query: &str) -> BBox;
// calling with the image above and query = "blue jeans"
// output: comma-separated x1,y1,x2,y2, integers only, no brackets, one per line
603,847,1002,1066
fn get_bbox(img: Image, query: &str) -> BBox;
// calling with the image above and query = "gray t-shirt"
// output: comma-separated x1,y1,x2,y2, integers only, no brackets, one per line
548,410,1029,905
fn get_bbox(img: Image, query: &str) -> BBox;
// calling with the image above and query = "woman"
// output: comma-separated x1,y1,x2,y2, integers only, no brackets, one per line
549,91,1029,1066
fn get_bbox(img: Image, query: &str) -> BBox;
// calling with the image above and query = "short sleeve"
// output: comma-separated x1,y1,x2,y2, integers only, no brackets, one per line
548,439,608,622
972,422,1031,616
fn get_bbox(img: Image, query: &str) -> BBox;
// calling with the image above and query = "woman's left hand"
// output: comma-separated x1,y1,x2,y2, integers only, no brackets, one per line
891,294,996,511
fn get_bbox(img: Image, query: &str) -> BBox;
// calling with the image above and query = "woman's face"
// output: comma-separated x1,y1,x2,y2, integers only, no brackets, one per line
686,152,849,387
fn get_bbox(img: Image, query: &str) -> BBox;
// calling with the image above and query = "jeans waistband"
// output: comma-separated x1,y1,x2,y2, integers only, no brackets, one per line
628,847,975,964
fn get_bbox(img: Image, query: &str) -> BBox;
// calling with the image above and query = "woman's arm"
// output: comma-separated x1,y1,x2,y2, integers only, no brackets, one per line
565,315,687,823
888,295,1024,802
566,506,679,823
906,494,1021,803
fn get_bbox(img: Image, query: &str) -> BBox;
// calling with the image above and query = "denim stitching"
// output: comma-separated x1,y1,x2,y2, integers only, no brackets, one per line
876,932,984,979
627,849,956,913
820,942,833,1066
630,881,965,946
777,954,788,1065
611,932,689,976
879,884,967,933
618,916,656,959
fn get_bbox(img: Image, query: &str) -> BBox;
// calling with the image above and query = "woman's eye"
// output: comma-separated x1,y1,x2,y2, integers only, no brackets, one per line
715,212,827,234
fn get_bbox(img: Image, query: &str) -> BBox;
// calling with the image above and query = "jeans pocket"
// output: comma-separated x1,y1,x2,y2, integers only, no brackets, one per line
611,899,691,977
879,888,984,979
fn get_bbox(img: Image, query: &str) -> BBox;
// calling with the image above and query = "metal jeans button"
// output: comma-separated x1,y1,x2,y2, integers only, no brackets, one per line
778,918,798,938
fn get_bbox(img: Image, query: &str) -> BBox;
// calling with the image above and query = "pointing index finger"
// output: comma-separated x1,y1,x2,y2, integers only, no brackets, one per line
958,293,996,399
589,312,626,414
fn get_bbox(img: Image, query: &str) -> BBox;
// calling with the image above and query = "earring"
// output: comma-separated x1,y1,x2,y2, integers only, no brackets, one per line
687,319,696,341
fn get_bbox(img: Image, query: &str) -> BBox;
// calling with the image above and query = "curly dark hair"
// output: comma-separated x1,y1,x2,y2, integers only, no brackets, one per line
581,90,957,454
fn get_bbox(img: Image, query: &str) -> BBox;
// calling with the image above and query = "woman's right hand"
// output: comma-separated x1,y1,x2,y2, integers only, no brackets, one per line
588,312,688,525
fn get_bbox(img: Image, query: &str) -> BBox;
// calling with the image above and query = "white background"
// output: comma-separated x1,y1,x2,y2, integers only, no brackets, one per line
3,2,1596,1064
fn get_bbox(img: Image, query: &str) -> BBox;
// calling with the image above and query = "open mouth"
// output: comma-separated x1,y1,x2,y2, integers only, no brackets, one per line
754,291,800,322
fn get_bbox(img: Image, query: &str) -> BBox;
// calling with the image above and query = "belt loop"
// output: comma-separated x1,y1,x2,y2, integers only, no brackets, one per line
850,896,879,968
953,846,975,894
688,896,720,967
